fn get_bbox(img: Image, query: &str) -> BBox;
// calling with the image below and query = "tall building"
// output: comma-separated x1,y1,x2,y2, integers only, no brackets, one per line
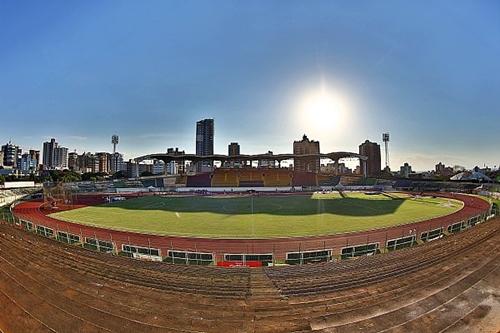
43,138,68,170
42,138,57,169
95,152,110,174
54,147,68,170
0,151,3,167
110,152,125,174
227,142,241,168
293,135,320,172
400,162,412,178
20,153,37,173
1,141,20,167
228,142,240,156
359,140,381,177
29,150,40,170
68,152,78,171
195,118,214,172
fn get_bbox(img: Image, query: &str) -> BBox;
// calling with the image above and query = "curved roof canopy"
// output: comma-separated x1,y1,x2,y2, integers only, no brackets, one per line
135,152,367,163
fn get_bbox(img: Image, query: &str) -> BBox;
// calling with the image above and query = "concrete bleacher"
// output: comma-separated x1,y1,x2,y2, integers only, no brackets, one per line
186,173,212,187
0,188,40,208
262,170,293,187
0,216,498,332
211,169,239,187
292,171,317,187
317,175,340,186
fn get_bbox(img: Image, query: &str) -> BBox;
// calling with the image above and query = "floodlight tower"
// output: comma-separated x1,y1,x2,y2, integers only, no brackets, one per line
382,132,390,169
111,135,119,154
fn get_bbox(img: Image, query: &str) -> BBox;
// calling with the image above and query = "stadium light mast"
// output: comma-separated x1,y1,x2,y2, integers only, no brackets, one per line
111,135,119,154
382,132,390,170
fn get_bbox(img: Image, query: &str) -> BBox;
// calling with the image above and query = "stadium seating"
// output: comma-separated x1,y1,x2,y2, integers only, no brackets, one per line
292,171,317,186
0,214,498,332
175,174,187,186
317,175,340,186
339,175,364,186
237,169,265,187
262,169,293,187
211,169,239,187
186,173,212,187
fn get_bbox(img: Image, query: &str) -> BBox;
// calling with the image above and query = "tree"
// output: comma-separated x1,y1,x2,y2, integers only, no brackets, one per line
113,171,126,179
140,171,153,177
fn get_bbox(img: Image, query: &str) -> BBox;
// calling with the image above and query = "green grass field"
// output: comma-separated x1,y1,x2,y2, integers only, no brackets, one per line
49,192,463,238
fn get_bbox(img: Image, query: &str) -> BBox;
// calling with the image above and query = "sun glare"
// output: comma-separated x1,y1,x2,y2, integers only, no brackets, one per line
298,85,347,133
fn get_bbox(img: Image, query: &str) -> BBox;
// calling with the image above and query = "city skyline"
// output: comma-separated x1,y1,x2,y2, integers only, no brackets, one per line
1,1,499,171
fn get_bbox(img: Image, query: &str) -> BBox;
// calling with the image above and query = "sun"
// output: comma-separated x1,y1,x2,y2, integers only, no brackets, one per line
298,85,346,133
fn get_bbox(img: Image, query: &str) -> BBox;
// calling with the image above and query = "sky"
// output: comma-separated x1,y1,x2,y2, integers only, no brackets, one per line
0,1,499,171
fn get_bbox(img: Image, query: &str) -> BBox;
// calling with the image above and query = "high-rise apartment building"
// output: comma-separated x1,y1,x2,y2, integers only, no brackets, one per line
293,135,320,172
195,119,214,172
110,152,125,174
95,152,110,174
29,150,40,170
1,141,20,167
42,138,57,169
20,153,37,173
43,138,68,170
68,152,78,171
358,140,381,177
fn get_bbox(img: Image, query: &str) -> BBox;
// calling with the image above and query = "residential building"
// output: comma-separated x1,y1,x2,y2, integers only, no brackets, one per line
54,147,68,169
95,152,110,174
43,138,68,169
195,118,214,172
400,162,412,178
29,150,40,170
19,153,37,173
1,141,20,167
435,162,454,177
359,140,381,177
152,160,166,175
68,152,78,171
110,152,125,174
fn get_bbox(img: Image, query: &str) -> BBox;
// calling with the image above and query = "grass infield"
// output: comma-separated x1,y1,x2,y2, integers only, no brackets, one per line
49,192,463,238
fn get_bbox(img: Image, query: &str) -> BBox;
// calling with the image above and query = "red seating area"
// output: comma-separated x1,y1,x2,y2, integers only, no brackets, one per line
186,173,212,187
292,171,317,186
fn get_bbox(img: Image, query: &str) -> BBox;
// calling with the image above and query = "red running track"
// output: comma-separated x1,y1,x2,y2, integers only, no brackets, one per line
12,192,492,262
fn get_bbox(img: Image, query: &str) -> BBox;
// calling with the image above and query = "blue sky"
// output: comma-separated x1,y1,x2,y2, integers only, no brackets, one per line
0,1,499,171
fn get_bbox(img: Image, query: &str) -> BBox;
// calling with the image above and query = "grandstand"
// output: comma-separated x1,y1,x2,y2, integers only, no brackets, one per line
292,171,317,187
211,169,239,187
186,173,212,187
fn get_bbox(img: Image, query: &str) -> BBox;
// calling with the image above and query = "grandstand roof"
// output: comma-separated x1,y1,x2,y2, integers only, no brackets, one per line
450,171,492,182
135,151,367,163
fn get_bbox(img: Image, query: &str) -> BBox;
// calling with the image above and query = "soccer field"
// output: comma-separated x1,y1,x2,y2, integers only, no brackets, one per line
49,192,463,238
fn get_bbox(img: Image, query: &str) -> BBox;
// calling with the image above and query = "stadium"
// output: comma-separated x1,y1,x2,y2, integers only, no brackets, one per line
1,163,499,332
